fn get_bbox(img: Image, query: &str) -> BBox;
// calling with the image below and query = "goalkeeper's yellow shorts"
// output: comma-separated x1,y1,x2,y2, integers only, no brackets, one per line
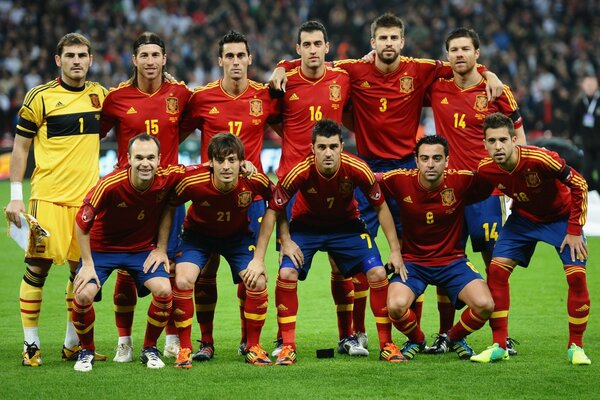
26,199,80,266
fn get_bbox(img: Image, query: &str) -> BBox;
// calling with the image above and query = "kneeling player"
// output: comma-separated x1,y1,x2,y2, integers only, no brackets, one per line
379,135,495,360
72,134,185,372
169,133,275,368
252,119,405,365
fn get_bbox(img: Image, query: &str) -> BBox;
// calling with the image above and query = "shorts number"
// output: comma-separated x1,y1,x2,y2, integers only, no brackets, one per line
137,210,145,220
379,98,387,112
360,233,372,249
483,222,499,241
466,261,479,273
217,211,231,222
326,197,335,208
145,119,159,135
228,121,242,135
426,211,434,224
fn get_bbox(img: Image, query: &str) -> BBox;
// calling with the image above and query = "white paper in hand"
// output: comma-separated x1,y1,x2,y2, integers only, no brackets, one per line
8,213,50,252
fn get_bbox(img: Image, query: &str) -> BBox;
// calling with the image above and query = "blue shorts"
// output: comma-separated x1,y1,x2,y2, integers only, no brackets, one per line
463,195,505,253
248,199,266,243
355,156,415,237
79,251,169,298
389,258,483,309
280,219,383,281
492,212,587,268
167,205,186,259
177,230,255,284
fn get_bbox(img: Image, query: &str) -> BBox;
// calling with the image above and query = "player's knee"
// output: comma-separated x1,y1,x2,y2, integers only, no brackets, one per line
75,287,96,306
175,275,194,291
253,275,267,291
151,281,172,298
366,266,386,283
278,267,298,281
471,296,495,318
387,296,410,319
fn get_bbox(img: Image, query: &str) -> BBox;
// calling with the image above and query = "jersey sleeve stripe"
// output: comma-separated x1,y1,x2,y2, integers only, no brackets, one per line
502,86,519,110
175,173,211,195
23,81,59,107
342,155,376,183
88,171,128,207
250,173,270,186
281,158,313,188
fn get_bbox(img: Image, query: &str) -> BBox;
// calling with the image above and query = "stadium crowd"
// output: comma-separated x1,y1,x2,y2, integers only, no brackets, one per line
0,0,599,147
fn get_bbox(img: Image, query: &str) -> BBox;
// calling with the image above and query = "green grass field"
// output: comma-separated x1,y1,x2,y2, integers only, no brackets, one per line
0,180,597,399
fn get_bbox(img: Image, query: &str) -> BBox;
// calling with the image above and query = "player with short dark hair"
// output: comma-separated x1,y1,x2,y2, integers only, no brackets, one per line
422,27,527,355
379,135,495,361
71,133,186,372
169,133,275,368
100,31,193,362
5,32,108,367
471,113,591,365
272,21,372,358
179,30,279,361
251,119,405,365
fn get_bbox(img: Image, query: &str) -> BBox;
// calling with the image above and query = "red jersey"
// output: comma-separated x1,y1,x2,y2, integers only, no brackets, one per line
100,80,192,167
428,78,522,170
180,80,279,173
277,66,350,179
271,152,384,227
279,58,488,160
477,146,588,235
76,165,186,252
379,169,492,266
170,165,274,238
335,58,449,160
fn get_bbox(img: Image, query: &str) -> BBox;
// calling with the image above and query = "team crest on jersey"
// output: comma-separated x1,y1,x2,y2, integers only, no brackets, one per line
249,99,263,117
524,171,541,187
89,94,101,109
339,179,354,195
329,84,341,102
238,191,252,207
474,95,488,112
166,97,179,114
440,188,456,206
399,76,414,93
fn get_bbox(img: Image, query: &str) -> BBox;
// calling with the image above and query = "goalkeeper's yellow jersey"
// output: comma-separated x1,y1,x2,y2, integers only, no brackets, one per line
16,78,108,206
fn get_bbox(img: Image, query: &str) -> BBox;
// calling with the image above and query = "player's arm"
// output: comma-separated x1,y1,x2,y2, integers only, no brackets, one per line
74,204,100,293
556,162,589,262
243,208,277,289
374,201,406,280
143,205,175,273
276,210,303,267
480,70,503,101
5,135,32,228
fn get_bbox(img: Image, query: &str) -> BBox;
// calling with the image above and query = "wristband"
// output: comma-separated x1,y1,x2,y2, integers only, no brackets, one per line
11,181,23,201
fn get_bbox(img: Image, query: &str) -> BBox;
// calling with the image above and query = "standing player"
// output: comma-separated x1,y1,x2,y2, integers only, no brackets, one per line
423,27,526,355
252,119,405,365
472,113,591,365
179,30,279,361
5,33,108,366
168,134,274,368
379,135,495,360
273,21,370,356
100,32,192,361
71,133,185,372
271,13,503,237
